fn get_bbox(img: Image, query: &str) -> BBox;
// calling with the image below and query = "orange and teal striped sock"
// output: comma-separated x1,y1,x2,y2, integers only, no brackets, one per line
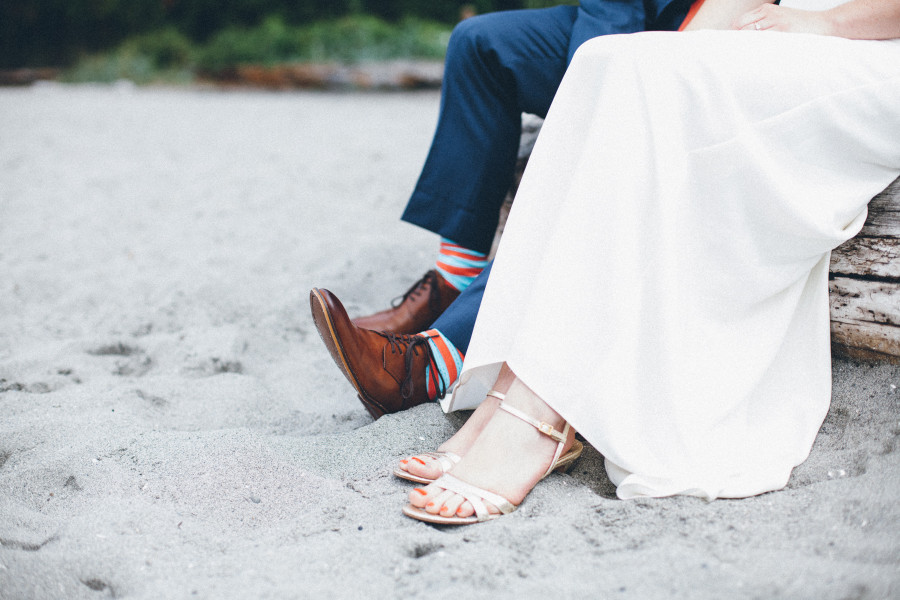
419,328,464,400
435,238,489,292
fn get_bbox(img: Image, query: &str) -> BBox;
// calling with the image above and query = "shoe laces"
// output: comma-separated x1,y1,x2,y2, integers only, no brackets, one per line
390,270,443,315
375,331,447,402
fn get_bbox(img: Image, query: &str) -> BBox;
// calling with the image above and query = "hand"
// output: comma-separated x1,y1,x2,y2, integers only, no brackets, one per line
733,4,835,35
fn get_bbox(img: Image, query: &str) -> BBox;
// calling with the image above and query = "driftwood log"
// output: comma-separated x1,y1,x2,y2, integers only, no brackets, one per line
495,116,900,363
830,181,900,362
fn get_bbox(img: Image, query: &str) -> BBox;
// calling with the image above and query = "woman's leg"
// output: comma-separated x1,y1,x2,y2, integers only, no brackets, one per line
408,365,575,518
447,31,900,500
397,364,515,481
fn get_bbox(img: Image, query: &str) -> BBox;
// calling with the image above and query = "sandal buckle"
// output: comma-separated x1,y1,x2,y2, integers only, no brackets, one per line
538,422,554,436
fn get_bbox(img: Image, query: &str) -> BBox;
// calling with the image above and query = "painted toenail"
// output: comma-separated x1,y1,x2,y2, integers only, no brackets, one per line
426,502,434,507
413,488,427,496
412,457,426,465
400,459,408,464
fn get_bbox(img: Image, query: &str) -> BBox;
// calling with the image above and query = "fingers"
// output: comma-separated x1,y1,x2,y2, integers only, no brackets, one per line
733,5,775,31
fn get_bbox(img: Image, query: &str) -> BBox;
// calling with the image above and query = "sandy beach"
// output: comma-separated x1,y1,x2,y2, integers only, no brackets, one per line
1,83,898,599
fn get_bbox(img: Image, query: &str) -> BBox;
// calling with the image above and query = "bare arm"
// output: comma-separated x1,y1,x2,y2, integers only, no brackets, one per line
683,0,775,31
734,0,900,39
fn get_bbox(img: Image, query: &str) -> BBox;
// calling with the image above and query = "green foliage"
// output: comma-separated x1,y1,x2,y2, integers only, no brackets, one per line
61,15,453,81
197,15,451,72
122,28,195,70
197,16,299,72
61,28,196,84
296,16,451,63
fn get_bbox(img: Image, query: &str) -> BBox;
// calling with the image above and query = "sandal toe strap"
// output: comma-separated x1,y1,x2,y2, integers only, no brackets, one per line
416,451,461,473
430,451,461,473
437,474,516,521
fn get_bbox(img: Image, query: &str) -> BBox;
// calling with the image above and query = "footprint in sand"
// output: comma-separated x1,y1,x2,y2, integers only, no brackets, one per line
81,578,116,597
86,342,153,377
0,369,79,393
186,356,243,377
135,389,168,407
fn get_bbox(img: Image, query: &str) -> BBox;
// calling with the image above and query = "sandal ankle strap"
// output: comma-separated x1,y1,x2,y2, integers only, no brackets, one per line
499,401,571,479
498,402,569,444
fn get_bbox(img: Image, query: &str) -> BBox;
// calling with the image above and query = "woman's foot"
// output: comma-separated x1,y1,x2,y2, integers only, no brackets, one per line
396,366,515,482
407,375,575,520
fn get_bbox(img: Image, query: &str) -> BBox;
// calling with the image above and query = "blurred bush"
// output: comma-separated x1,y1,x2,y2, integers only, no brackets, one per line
124,28,196,70
197,15,450,72
61,27,196,84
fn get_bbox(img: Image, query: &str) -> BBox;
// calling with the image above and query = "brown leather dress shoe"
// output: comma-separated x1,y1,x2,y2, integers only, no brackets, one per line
351,270,460,334
310,287,443,419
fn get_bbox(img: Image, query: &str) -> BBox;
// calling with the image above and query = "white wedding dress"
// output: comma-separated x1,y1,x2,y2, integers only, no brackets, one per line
443,0,900,500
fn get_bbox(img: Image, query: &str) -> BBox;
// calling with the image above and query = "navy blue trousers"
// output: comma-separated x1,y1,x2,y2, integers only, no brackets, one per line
401,7,578,256
431,260,493,352
402,7,577,353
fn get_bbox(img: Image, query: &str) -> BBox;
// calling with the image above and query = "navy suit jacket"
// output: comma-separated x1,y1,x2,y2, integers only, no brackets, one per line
569,0,694,62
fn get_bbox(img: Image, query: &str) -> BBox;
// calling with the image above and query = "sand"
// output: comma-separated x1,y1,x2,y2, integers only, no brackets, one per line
0,83,898,600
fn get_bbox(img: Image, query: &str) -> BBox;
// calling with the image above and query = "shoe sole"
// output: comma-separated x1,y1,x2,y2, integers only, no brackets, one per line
402,503,497,525
392,468,434,485
309,288,388,419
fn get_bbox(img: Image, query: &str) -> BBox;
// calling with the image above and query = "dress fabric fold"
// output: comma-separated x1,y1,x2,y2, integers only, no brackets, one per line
443,28,900,500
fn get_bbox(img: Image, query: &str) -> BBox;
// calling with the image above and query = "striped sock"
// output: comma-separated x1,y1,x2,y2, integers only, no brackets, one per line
435,238,489,292
419,329,464,400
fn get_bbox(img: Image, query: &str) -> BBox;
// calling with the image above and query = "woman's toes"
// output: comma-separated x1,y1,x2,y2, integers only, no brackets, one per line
425,489,456,515
439,494,465,517
455,501,476,519
406,456,440,479
408,486,431,508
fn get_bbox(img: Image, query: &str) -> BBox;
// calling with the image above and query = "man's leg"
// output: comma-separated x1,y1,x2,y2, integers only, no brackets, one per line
429,262,492,355
402,6,578,254
353,7,577,335
311,9,578,417
414,262,491,401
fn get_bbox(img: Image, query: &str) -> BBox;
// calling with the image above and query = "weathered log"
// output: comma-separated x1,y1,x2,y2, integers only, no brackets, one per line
497,116,900,362
830,179,900,362
829,237,900,279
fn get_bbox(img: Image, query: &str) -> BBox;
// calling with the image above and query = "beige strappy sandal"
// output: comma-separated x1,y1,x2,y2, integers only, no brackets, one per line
393,450,462,484
402,392,582,525
393,390,583,485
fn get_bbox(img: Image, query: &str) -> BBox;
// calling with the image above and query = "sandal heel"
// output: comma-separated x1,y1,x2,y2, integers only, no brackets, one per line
554,461,575,474
550,440,582,475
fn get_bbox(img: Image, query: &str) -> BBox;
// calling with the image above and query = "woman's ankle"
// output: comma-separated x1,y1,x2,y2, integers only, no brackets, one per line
505,378,567,430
